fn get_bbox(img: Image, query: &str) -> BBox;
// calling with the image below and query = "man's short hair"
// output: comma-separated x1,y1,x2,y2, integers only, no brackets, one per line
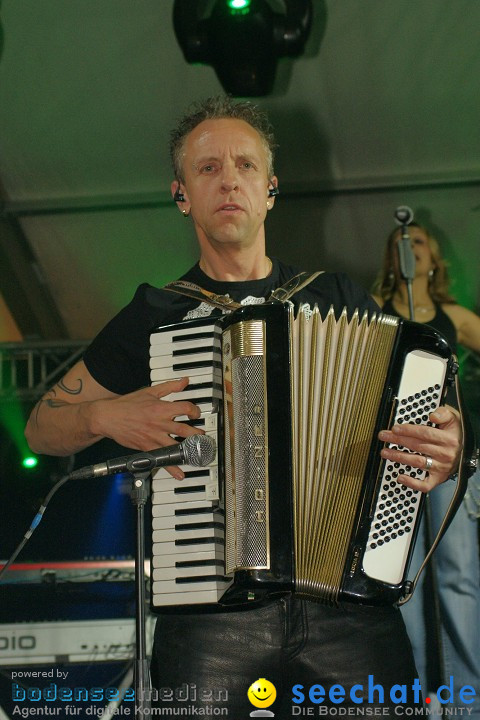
170,95,277,181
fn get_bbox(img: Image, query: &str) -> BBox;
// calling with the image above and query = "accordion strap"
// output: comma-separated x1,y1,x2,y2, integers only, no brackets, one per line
163,280,243,311
163,270,323,311
268,270,323,303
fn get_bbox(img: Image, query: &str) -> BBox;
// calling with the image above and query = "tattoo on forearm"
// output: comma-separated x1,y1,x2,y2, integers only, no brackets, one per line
57,378,83,396
32,377,84,424
45,398,69,408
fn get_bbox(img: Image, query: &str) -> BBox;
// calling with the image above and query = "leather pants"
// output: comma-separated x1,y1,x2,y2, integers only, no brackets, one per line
150,595,420,718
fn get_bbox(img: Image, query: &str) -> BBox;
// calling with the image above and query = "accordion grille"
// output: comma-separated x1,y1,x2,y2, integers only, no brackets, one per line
223,323,270,574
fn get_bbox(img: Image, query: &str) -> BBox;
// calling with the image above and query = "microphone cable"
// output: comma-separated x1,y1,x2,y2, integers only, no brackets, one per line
0,472,71,582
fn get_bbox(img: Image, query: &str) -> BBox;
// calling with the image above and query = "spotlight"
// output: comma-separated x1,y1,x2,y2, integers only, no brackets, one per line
173,0,313,96
22,456,39,469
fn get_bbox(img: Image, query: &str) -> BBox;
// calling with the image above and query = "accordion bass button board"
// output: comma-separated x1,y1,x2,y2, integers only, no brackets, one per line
362,349,446,585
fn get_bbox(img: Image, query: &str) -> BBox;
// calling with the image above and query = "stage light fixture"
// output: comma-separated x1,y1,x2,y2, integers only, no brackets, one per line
227,0,252,10
173,0,313,96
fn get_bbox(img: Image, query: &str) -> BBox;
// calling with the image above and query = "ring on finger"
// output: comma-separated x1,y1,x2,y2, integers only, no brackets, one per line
424,455,433,471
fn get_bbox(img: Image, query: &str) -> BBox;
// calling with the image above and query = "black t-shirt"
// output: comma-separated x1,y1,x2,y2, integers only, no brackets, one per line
84,258,379,395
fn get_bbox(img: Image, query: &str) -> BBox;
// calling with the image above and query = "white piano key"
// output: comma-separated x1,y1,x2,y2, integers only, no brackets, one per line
152,473,210,492
153,564,225,581
150,322,218,348
166,402,216,417
152,548,224,568
152,526,225,543
152,496,215,512
165,387,223,402
152,471,210,488
152,469,215,484
153,339,221,357
152,510,224,531
152,498,219,517
153,489,220,505
153,469,217,487
150,365,219,383
152,489,211,505
151,587,232,606
149,417,218,434
152,539,221,556
152,488,221,506
203,415,219,432
150,336,221,357
149,349,220,370
154,401,216,416
152,483,220,504
152,578,230,595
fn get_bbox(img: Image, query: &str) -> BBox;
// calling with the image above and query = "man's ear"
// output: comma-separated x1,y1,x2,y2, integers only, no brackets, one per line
267,175,279,209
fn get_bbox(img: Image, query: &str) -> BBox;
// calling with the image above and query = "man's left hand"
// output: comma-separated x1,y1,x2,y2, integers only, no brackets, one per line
378,406,462,493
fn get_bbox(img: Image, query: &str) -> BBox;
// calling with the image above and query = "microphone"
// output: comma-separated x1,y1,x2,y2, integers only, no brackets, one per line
69,434,216,480
393,205,416,298
394,206,414,226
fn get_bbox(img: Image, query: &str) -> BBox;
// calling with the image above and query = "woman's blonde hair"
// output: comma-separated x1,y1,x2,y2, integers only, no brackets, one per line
371,222,456,304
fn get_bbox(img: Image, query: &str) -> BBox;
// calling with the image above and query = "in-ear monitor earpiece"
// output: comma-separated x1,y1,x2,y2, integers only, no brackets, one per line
173,185,185,202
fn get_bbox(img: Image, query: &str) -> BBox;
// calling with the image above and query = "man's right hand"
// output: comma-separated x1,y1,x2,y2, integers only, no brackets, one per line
25,362,202,479
91,378,202,479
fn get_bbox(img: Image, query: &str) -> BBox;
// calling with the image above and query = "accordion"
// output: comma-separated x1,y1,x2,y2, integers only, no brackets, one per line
149,302,456,610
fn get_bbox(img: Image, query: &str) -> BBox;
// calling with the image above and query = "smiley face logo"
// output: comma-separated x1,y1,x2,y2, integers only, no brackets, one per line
247,678,277,709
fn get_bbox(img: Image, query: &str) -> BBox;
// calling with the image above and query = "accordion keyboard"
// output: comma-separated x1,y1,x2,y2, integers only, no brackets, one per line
149,318,232,607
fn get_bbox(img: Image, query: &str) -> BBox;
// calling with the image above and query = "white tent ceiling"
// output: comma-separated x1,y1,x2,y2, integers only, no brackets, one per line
0,0,479,342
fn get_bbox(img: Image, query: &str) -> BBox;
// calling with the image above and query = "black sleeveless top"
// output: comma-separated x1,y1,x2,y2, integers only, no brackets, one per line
381,298,458,354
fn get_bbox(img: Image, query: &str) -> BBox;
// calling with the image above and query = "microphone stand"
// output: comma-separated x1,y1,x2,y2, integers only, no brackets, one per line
129,469,152,718
394,211,445,690
396,222,416,319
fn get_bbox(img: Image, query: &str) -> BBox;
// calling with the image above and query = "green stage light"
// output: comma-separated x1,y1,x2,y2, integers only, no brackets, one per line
227,0,251,10
22,456,39,469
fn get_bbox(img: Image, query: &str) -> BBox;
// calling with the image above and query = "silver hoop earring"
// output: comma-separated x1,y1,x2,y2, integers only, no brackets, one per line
428,268,435,280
